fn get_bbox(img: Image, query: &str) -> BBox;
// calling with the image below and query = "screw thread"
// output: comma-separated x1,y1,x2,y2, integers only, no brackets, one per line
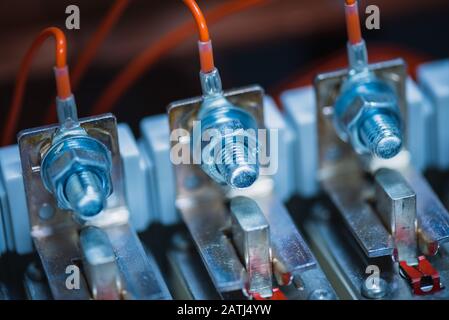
216,139,259,189
359,113,402,159
65,171,106,219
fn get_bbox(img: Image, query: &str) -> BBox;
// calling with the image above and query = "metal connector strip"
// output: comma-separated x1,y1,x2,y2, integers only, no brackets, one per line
374,168,418,265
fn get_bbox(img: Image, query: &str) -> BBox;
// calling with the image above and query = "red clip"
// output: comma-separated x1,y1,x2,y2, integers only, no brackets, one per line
399,256,442,295
252,288,287,300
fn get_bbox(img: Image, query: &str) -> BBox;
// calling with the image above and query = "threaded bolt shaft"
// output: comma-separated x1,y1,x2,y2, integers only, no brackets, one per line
359,113,402,159
65,171,106,219
216,137,259,189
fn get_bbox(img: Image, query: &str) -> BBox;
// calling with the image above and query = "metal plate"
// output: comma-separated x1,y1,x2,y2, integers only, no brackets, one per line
301,200,449,300
17,114,170,300
168,86,333,298
323,173,395,258
315,59,407,176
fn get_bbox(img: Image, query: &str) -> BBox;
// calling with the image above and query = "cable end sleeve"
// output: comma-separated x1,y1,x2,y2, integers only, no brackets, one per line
54,66,72,99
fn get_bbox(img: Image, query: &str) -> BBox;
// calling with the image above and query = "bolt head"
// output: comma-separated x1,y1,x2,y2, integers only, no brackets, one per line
65,171,106,218
308,289,335,300
228,164,259,189
334,79,402,155
361,278,389,299
375,134,402,159
198,103,259,188
41,135,112,212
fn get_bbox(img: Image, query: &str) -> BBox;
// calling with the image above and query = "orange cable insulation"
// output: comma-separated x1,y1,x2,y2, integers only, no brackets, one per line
1,27,70,146
91,0,270,115
182,0,210,42
44,0,131,124
183,0,215,73
344,0,362,45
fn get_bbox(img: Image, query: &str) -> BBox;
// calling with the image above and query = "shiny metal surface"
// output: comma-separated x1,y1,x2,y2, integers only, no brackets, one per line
323,173,394,258
333,41,403,159
374,168,418,265
301,200,449,300
176,196,245,295
200,68,223,97
168,86,334,298
306,60,449,298
401,167,449,256
40,131,112,221
18,114,127,233
230,196,272,298
315,58,407,172
56,95,78,124
79,226,122,300
254,192,316,275
167,233,230,300
197,75,261,189
168,86,263,296
18,114,170,300
104,223,171,300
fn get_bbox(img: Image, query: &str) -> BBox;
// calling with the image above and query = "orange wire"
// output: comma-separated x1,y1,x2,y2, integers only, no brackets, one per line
44,0,131,125
183,0,210,42
183,0,215,73
1,27,70,146
344,0,362,45
92,0,270,115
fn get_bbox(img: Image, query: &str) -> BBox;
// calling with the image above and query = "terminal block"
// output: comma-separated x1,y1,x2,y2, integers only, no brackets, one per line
16,108,170,300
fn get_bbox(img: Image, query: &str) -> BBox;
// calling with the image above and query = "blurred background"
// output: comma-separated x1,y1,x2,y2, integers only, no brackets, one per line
0,0,448,136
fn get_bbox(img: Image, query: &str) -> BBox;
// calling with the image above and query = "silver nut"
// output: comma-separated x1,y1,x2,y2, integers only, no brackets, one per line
200,120,258,187
41,135,112,210
334,79,401,154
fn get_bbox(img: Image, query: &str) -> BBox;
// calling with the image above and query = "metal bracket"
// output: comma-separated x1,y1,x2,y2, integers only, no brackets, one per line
315,58,407,175
314,58,449,259
18,114,170,300
167,86,327,298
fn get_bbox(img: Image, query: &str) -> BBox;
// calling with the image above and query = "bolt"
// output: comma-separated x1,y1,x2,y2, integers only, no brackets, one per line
361,277,388,299
41,133,112,221
197,68,260,189
308,289,335,300
359,113,402,159
216,137,258,189
199,105,259,189
65,171,106,218
333,74,403,159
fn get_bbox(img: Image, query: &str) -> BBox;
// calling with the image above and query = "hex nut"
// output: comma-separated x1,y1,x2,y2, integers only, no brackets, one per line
334,78,401,154
41,135,112,210
198,103,259,186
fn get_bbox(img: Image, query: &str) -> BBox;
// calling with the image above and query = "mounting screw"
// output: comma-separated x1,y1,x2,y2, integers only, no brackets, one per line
308,289,335,300
361,277,388,299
